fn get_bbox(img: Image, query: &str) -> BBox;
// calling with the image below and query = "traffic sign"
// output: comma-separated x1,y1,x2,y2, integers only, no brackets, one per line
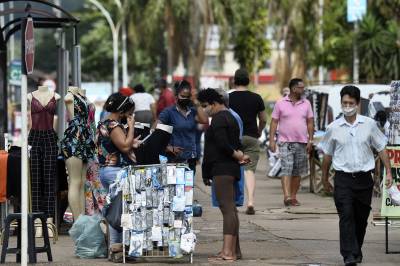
347,0,367,22
9,60,22,86
22,17,35,75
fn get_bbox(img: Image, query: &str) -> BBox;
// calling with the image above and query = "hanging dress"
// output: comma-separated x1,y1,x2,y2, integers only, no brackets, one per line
60,92,95,162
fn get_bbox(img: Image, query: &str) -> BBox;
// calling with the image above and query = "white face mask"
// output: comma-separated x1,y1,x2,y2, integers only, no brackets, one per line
342,106,357,117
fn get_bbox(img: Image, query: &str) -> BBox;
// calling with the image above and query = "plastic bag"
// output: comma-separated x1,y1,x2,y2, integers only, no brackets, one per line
69,214,107,259
268,158,281,177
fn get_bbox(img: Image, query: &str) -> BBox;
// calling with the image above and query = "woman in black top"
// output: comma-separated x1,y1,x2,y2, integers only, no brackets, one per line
198,88,249,262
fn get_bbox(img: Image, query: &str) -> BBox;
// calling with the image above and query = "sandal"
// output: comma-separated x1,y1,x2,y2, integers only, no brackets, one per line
208,256,236,263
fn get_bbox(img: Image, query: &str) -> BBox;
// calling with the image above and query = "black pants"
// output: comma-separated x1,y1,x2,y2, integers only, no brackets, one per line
28,130,58,218
334,171,373,260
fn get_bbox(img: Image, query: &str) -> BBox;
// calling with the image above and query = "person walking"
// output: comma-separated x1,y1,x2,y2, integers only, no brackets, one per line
155,78,175,116
229,68,266,215
269,78,314,207
199,88,249,262
130,83,157,125
321,85,393,266
158,79,208,172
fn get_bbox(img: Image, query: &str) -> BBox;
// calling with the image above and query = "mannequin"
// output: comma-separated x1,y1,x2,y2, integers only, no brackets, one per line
28,85,61,235
60,86,95,221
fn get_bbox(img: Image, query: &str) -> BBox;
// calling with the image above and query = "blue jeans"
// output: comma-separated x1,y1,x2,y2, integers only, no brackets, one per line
99,166,122,245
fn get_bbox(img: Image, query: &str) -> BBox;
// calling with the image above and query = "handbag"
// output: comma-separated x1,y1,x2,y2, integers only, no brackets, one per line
192,200,203,217
103,191,123,232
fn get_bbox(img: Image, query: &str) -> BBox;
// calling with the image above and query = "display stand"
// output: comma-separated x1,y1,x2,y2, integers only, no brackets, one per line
382,80,400,255
384,217,400,254
120,163,195,264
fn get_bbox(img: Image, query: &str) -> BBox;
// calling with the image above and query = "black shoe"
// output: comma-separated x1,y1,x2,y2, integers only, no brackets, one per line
344,256,358,266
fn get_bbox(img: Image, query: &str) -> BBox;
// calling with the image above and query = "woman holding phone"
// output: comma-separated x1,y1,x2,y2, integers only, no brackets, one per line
96,92,140,259
198,88,249,262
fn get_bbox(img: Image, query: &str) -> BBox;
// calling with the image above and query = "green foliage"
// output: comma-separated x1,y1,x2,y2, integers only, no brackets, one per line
78,10,114,81
228,0,271,72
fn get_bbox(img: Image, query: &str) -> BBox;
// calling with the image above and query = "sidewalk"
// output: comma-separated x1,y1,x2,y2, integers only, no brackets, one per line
2,152,399,265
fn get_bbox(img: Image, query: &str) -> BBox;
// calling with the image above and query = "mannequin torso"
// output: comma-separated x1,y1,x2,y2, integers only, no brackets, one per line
28,86,61,106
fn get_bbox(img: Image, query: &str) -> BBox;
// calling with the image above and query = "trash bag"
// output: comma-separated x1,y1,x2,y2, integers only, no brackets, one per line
69,214,107,259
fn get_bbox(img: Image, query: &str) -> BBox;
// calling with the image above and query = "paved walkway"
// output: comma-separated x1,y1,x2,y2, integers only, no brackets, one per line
2,153,400,265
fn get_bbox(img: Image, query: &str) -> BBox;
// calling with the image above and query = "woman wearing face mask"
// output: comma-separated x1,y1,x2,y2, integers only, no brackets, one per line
96,92,140,258
199,88,249,262
157,79,208,172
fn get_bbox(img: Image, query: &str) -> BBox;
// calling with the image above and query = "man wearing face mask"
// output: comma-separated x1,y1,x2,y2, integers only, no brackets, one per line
269,78,314,207
320,85,393,266
158,80,208,172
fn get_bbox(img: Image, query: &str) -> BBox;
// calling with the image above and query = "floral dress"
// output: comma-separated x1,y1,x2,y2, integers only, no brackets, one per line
96,119,135,167
61,93,95,162
85,104,107,215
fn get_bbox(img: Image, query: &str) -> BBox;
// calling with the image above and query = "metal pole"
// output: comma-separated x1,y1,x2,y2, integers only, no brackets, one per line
21,74,28,266
122,21,128,87
353,21,359,84
113,31,119,92
72,45,81,88
88,0,119,92
318,0,324,85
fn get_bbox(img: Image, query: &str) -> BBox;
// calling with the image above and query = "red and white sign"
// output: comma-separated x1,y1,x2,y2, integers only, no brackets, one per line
24,17,35,75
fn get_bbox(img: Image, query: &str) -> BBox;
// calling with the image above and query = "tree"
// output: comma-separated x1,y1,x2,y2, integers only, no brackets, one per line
227,0,270,73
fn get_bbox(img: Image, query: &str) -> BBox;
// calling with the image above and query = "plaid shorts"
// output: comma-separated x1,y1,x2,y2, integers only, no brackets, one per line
278,142,308,177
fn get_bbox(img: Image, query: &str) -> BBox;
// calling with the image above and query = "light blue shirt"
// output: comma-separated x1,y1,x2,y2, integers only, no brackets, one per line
319,115,387,172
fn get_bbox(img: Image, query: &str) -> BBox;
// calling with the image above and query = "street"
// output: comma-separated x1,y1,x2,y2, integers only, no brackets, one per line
2,152,399,266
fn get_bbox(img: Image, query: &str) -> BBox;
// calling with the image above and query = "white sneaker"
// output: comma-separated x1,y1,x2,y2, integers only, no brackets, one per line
388,185,400,205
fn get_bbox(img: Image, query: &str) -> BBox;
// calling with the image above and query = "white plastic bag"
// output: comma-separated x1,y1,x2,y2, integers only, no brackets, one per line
388,185,400,205
268,158,281,177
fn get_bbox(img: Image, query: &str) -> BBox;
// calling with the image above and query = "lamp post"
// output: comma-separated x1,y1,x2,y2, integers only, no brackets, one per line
88,0,119,92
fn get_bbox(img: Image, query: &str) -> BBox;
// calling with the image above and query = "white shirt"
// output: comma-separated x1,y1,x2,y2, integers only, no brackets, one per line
319,115,387,173
130,92,155,112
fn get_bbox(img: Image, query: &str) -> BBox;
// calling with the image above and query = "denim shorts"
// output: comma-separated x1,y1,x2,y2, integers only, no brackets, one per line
99,166,122,192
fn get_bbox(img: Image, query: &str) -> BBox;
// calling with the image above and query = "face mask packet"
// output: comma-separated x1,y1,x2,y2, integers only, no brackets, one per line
168,240,182,258
176,185,185,198
123,229,130,246
169,227,175,241
161,162,168,186
169,186,176,202
134,211,143,231
145,168,152,187
163,187,170,205
135,169,142,191
128,231,144,257
146,230,153,251
152,189,159,208
153,209,160,227
169,209,175,227
157,190,164,208
162,226,170,246
151,167,162,189
146,209,153,228
141,208,147,230
163,206,170,225
146,187,152,208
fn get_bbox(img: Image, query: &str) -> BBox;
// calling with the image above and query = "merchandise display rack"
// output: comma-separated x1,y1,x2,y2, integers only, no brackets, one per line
120,163,195,264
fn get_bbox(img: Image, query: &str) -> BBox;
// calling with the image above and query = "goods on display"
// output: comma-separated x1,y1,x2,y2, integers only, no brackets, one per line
117,162,196,263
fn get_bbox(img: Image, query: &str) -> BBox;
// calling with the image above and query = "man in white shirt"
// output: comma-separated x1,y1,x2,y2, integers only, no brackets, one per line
130,84,157,125
321,85,393,266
